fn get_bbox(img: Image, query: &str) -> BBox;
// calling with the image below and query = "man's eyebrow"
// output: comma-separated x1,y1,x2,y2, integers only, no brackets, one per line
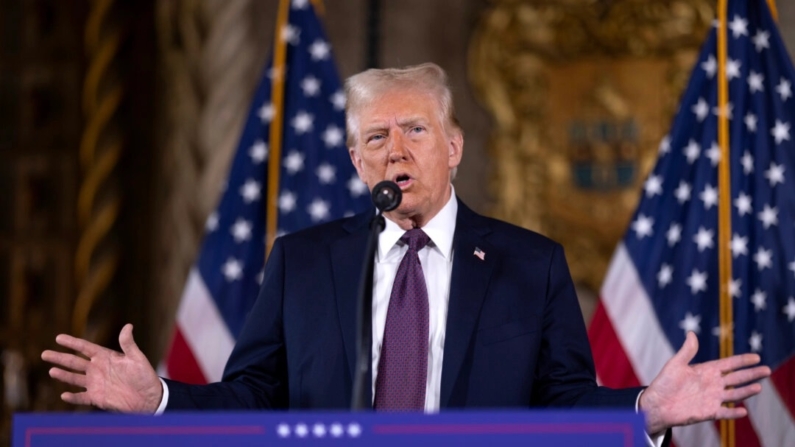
397,116,430,127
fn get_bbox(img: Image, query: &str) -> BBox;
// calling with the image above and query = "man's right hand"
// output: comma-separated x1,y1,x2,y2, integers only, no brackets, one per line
41,323,163,413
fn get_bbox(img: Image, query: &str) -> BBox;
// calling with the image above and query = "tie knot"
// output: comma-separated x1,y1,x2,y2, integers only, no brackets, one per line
401,228,430,252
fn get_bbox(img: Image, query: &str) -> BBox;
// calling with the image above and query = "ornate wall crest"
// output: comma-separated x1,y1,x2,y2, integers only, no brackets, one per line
469,0,714,291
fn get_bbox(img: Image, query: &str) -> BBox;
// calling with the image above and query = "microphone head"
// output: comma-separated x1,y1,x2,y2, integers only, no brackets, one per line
371,180,402,212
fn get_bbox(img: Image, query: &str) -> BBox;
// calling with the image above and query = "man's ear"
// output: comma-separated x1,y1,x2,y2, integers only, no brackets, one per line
349,146,365,179
448,130,464,169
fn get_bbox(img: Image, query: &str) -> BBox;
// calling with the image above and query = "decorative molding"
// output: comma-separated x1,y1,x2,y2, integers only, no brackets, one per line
469,0,713,291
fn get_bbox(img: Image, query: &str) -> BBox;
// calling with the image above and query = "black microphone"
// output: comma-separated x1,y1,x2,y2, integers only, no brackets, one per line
371,180,402,212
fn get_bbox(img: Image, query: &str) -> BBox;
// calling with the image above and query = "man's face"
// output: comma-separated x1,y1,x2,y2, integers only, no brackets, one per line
348,87,463,227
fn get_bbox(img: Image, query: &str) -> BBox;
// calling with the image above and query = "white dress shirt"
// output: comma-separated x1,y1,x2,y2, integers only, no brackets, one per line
371,188,458,412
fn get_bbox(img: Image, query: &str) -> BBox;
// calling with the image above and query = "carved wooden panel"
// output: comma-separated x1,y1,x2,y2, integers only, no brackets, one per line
470,0,714,292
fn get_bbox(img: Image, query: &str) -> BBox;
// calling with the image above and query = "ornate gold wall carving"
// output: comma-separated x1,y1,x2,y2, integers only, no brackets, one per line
469,0,713,291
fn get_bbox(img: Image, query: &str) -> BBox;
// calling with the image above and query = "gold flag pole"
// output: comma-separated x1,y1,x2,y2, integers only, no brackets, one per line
716,0,734,445
265,0,291,257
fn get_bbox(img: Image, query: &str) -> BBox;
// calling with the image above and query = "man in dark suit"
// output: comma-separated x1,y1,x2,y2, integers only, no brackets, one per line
43,63,769,441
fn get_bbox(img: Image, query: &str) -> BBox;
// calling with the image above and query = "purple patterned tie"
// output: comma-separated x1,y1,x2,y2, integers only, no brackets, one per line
374,228,430,410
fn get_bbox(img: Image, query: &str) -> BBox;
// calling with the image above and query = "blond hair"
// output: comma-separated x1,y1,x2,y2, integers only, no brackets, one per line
344,62,462,148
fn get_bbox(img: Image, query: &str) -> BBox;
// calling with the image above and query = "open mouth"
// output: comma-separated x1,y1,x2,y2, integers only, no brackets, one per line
394,174,412,188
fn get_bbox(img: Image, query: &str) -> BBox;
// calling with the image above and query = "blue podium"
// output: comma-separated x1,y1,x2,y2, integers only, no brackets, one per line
14,410,646,446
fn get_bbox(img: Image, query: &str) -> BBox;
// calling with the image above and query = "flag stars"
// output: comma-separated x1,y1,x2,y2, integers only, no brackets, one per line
725,60,741,81
749,331,763,353
684,140,700,164
753,246,773,270
347,175,368,197
744,113,757,133
771,120,791,144
283,150,306,175
316,163,336,184
657,264,673,288
631,214,654,239
644,174,663,197
230,218,252,243
686,269,708,294
747,71,764,93
291,111,314,134
658,136,671,155
278,190,297,213
249,140,268,164
309,39,331,61
692,98,710,121
307,198,331,222
693,226,715,252
734,192,752,216
301,76,321,97
741,151,754,173
700,184,718,210
330,90,346,111
206,212,219,232
666,223,682,247
322,125,344,147
777,78,792,101
730,233,748,257
729,278,741,298
764,162,785,187
728,15,748,38
783,297,795,322
706,142,721,166
702,55,717,78
674,181,691,204
757,204,778,229
281,24,300,45
752,29,770,52
751,289,767,312
679,312,702,333
258,103,275,123
240,179,261,203
222,258,244,282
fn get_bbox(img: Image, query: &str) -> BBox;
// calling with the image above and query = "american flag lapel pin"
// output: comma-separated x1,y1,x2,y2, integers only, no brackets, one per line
473,247,485,261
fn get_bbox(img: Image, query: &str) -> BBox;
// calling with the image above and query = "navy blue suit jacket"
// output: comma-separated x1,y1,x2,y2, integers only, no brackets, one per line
165,198,642,410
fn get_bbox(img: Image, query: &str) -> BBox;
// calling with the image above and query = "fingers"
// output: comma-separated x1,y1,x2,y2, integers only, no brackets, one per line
673,331,699,364
707,353,763,374
723,383,763,403
48,367,88,388
61,391,93,407
55,334,103,357
715,405,749,420
723,365,771,387
118,323,141,357
41,350,89,372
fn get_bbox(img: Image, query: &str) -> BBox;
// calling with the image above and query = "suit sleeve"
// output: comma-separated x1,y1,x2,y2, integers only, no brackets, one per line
164,238,289,410
531,243,643,408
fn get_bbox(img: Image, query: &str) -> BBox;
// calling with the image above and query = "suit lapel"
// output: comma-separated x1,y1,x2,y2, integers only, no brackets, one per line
440,200,495,407
330,211,371,396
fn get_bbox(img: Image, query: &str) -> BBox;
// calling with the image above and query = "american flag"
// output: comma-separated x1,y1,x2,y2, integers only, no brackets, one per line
589,1,795,446
160,0,370,384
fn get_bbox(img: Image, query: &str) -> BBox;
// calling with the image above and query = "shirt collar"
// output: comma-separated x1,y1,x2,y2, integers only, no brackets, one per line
378,186,458,261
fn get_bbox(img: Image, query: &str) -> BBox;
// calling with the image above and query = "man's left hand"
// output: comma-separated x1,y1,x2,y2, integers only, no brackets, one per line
640,331,771,436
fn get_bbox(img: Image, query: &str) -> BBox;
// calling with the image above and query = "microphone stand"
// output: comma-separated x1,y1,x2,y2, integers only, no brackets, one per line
351,211,385,410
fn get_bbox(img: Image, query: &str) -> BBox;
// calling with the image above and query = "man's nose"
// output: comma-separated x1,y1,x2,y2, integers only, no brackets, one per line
387,132,408,162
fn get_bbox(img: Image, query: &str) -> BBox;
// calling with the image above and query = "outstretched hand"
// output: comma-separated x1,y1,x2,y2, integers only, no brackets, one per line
41,324,163,413
640,331,771,435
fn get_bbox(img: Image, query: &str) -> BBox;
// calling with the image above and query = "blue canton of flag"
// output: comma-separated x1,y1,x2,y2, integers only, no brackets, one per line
591,1,795,446
163,0,370,385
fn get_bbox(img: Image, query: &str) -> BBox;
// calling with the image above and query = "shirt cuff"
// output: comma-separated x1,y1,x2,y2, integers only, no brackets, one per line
154,378,169,415
636,389,665,447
